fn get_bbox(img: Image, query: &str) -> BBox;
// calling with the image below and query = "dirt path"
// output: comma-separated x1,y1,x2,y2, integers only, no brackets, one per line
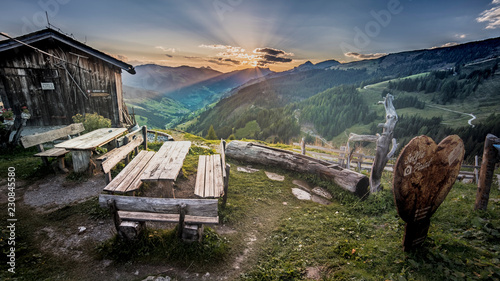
427,104,476,128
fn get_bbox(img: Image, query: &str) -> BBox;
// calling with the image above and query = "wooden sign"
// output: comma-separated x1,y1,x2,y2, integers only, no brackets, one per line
393,135,464,251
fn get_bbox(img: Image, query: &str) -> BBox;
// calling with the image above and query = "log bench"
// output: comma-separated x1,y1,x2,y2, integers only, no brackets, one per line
20,123,85,172
97,126,148,186
194,140,230,207
99,194,219,241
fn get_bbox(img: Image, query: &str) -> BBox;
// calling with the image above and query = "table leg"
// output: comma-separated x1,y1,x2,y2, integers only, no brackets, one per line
71,150,92,173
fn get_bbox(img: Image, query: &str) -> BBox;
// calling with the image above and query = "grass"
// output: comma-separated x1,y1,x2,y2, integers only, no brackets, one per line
1,139,499,280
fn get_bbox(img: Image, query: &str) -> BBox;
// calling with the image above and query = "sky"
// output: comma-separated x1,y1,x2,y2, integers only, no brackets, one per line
1,0,500,73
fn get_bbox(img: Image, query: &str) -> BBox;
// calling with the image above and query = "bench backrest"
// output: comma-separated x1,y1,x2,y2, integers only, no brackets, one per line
100,135,144,174
99,194,219,217
21,123,85,148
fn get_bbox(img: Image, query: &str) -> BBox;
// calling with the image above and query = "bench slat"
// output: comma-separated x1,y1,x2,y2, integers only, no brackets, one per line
213,154,224,197
195,155,207,197
104,151,155,193
114,151,155,193
34,147,68,157
220,141,227,178
118,211,219,224
206,154,214,197
99,194,219,217
100,136,144,173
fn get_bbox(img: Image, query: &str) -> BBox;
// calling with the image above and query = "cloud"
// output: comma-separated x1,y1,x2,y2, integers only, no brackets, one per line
184,56,202,59
164,54,173,58
207,58,242,66
156,46,176,53
455,34,467,39
344,52,387,60
477,1,500,29
199,44,245,54
252,47,294,66
200,44,294,67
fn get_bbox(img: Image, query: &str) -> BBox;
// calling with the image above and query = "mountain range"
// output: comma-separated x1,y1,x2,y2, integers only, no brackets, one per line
122,36,500,159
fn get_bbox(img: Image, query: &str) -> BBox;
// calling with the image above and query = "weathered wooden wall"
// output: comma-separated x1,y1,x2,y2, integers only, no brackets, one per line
0,39,124,126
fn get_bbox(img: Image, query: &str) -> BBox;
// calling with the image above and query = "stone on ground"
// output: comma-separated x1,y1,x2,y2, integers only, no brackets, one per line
292,179,312,192
237,166,260,173
265,171,285,181
312,187,332,199
292,188,312,200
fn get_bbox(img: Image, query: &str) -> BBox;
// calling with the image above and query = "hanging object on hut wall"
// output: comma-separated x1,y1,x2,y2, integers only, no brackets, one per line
393,135,464,252
87,89,110,97
41,82,55,90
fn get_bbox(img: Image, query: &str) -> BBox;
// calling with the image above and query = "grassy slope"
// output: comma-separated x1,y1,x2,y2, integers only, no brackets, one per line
329,70,500,147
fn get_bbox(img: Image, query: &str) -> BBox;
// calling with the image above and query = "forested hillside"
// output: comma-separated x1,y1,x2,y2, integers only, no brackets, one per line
185,68,372,141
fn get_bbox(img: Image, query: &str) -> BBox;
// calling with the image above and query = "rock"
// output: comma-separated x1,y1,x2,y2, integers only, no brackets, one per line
311,195,331,205
305,266,322,280
265,171,285,181
292,179,312,192
312,187,332,199
462,178,473,184
77,226,86,234
292,188,312,200
237,166,260,173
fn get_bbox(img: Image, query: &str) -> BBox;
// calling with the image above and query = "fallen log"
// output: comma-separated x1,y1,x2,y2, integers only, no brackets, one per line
226,141,369,197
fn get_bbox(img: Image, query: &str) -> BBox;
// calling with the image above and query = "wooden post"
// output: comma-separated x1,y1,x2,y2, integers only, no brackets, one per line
474,134,500,211
370,94,398,193
300,137,306,155
71,150,92,173
222,164,230,209
474,155,479,184
142,125,148,150
123,135,130,165
37,144,50,166
178,203,186,239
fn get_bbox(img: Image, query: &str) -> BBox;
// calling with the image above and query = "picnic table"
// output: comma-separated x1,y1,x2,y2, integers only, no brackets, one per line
55,127,128,172
140,141,191,197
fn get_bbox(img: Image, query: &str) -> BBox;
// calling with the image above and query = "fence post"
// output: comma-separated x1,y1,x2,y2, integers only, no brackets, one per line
474,134,500,211
474,155,479,184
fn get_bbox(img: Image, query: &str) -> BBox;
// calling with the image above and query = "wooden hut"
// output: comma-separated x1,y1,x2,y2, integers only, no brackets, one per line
0,28,136,127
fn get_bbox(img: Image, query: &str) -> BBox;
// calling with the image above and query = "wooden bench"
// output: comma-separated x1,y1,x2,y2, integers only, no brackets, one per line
99,194,219,241
195,140,230,207
97,126,148,185
20,123,85,172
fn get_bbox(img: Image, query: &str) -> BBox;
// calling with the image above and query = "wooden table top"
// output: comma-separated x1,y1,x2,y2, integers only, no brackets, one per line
55,128,128,150
141,141,191,182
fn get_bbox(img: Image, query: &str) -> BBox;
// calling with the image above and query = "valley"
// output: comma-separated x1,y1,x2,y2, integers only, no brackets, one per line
122,37,500,162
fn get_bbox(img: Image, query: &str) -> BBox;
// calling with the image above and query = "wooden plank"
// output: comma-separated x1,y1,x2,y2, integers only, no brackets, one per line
55,128,127,150
118,211,218,224
206,155,214,197
195,155,207,197
34,147,68,157
20,123,85,148
142,141,191,181
103,151,153,192
100,136,143,173
119,211,179,222
158,142,185,180
160,141,191,180
213,154,224,197
141,142,178,181
114,151,155,193
185,215,219,224
99,194,219,217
